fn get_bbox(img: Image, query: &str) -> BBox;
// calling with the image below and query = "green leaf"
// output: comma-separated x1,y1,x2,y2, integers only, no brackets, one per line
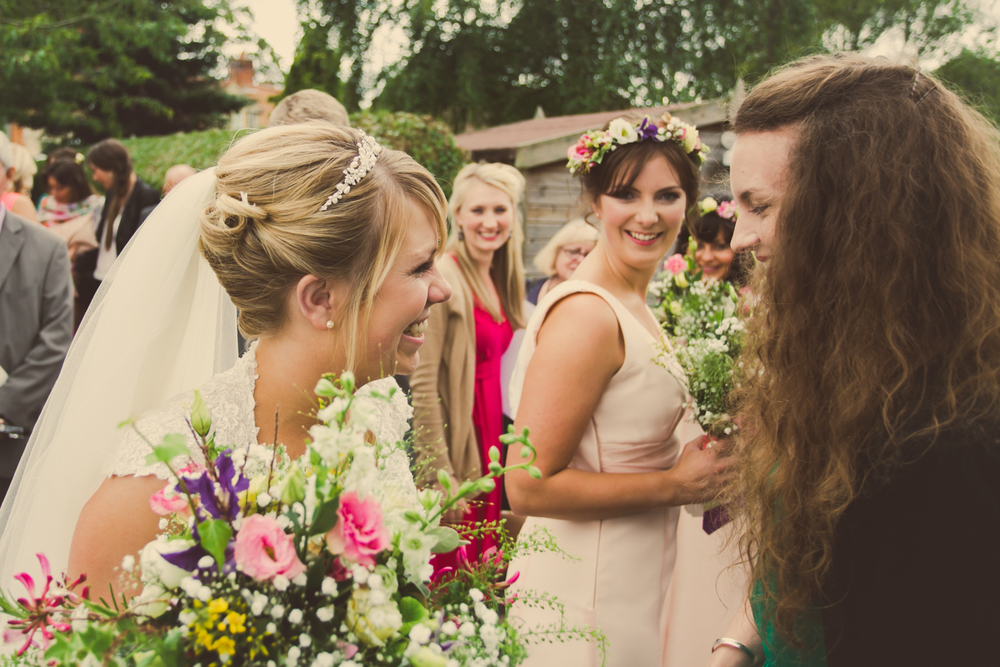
309,498,341,536
428,525,462,554
198,519,233,571
144,433,190,468
399,596,429,624
190,389,212,439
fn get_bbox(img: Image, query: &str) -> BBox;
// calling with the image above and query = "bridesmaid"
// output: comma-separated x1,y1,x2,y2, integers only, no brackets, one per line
505,114,730,666
411,162,527,569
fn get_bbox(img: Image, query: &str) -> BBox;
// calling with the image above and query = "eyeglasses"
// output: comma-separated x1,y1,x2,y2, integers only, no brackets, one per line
560,246,591,259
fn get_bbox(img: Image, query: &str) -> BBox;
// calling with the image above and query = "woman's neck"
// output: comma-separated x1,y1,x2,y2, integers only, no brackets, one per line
252,336,337,461
574,245,655,301
467,247,495,284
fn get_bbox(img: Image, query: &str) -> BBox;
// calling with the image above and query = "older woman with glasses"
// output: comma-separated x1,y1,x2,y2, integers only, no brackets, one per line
526,218,599,305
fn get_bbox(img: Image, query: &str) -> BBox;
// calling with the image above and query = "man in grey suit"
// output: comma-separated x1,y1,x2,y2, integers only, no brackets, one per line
0,133,74,500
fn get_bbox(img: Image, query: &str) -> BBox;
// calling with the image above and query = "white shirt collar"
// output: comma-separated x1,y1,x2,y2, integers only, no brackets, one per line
0,203,6,237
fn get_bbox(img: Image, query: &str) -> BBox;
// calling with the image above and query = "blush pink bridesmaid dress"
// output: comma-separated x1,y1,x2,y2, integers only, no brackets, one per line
507,279,687,667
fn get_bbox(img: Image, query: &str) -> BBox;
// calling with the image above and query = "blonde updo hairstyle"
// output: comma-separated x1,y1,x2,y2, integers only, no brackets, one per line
199,122,448,373
532,218,599,276
447,162,527,329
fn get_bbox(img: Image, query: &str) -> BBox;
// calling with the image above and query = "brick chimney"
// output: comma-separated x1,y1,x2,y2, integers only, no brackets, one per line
228,53,254,88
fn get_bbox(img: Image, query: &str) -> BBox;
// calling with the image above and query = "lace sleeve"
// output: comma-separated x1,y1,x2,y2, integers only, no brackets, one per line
104,399,206,480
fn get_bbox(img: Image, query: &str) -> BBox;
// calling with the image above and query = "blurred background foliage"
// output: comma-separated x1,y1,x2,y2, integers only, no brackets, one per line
97,112,466,196
4,0,998,155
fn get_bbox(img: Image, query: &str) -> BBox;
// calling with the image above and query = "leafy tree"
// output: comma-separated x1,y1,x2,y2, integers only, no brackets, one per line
279,0,390,112
935,48,1000,125
1,0,259,142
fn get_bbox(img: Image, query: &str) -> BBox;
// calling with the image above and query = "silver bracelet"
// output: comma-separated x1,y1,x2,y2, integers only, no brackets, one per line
712,637,756,663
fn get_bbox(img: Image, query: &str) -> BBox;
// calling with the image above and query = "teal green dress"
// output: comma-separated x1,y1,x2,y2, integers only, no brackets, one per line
751,581,826,667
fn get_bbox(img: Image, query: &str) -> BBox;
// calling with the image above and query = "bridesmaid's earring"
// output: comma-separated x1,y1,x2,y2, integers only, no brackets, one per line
458,227,465,241
326,320,334,330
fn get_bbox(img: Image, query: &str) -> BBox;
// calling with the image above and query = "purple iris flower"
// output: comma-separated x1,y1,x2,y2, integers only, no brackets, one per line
180,450,250,521
638,118,659,141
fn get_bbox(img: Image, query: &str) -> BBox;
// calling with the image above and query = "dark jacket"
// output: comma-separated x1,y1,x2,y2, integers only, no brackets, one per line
0,209,74,473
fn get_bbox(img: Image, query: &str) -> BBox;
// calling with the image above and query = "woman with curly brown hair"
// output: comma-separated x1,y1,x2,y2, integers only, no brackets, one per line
707,54,1000,667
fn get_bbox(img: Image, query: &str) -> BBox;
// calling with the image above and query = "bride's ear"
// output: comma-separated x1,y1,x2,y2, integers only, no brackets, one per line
294,274,343,331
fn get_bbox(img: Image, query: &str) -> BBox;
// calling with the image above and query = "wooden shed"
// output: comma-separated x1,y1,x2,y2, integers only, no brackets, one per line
454,101,729,277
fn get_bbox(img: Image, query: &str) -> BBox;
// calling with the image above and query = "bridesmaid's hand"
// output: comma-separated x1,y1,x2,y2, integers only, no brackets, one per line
666,435,733,506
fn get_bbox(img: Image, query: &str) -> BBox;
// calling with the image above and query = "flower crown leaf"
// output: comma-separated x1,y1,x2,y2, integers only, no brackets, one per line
567,113,709,176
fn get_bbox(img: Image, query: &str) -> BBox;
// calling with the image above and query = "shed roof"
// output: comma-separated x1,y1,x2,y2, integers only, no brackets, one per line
455,101,724,151
455,100,727,169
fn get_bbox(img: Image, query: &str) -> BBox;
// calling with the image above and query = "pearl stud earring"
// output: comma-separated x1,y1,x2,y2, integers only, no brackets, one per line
326,320,334,329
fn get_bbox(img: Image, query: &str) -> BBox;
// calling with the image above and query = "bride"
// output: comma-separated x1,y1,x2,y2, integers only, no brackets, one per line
0,122,452,598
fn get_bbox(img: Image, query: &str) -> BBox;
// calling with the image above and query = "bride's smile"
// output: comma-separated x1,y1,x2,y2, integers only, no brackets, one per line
364,203,451,379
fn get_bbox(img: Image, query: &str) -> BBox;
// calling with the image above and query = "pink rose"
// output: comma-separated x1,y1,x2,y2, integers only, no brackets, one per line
716,200,737,220
325,492,389,567
233,514,306,581
664,254,686,275
149,485,188,516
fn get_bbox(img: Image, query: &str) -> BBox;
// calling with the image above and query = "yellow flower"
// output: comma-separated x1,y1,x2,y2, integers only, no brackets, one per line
208,599,229,615
674,273,689,289
213,635,236,657
227,612,247,634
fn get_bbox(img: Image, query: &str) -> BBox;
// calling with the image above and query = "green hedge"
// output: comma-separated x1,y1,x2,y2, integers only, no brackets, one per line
114,112,468,197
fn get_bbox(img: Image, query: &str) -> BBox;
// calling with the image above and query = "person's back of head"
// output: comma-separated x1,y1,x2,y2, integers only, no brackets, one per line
0,132,14,177
269,89,350,128
9,144,37,195
163,165,197,195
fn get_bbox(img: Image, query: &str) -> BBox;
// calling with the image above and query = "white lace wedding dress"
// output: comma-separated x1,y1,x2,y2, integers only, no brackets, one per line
106,340,418,508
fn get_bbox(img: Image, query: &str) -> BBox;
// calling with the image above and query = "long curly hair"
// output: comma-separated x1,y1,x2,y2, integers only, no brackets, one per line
727,54,1000,648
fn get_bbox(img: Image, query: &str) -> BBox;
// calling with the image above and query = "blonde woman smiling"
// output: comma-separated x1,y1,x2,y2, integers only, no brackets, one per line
411,162,527,570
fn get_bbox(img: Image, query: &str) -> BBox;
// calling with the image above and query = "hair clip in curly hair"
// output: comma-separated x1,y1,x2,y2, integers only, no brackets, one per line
910,70,937,107
319,131,383,212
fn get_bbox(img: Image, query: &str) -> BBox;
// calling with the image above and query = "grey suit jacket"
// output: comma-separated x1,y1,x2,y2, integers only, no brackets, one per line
0,209,73,475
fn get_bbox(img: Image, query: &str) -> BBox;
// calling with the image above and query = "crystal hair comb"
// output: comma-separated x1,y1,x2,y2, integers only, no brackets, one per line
319,131,383,212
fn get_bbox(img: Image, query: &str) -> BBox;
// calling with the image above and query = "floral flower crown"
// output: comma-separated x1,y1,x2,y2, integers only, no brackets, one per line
566,113,709,176
698,196,738,220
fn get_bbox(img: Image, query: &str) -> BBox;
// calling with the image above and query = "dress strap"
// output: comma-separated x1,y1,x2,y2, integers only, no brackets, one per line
509,279,658,418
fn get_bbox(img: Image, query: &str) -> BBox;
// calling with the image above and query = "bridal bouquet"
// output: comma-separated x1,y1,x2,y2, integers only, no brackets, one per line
649,241,745,439
0,373,542,667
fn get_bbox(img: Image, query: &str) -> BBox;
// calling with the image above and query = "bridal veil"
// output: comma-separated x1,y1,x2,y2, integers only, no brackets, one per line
0,169,238,584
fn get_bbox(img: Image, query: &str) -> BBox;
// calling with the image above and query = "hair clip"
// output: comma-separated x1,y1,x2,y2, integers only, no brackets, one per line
319,131,383,212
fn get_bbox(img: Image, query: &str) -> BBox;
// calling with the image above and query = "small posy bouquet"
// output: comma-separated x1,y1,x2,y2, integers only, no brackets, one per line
1,373,543,666
650,239,745,439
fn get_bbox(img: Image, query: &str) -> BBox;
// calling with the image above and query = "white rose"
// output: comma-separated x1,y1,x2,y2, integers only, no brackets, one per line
346,588,403,647
608,118,638,144
139,538,196,588
132,583,170,618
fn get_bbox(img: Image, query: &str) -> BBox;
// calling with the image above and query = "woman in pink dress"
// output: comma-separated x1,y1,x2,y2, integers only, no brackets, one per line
506,114,731,666
410,162,527,570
